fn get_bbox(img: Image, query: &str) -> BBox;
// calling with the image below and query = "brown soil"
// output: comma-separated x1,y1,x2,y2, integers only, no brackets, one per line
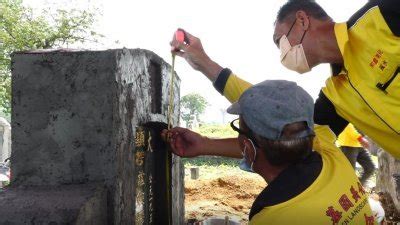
377,192,400,224
184,168,266,224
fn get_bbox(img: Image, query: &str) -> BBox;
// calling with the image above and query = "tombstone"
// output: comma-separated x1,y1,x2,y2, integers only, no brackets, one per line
190,167,199,180
0,49,184,224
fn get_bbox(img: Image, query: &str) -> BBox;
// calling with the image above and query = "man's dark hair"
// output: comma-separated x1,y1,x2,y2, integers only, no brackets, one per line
276,0,330,23
252,122,314,166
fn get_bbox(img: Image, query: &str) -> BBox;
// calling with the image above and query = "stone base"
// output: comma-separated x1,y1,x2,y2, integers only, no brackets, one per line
0,184,107,225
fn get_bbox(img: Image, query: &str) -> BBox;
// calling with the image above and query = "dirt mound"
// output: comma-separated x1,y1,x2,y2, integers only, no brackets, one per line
377,192,400,223
185,171,265,224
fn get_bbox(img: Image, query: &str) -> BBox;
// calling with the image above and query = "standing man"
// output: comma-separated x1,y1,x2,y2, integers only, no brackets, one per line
170,0,400,158
163,80,376,224
337,124,375,186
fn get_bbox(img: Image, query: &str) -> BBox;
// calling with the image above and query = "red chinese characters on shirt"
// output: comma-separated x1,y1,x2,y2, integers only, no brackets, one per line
358,182,366,195
350,185,361,203
364,214,375,225
369,49,384,68
326,206,342,225
325,182,369,224
339,194,354,212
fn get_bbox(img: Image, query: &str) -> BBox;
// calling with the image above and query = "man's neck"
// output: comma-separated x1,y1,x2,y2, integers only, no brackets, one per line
314,21,344,65
257,163,289,183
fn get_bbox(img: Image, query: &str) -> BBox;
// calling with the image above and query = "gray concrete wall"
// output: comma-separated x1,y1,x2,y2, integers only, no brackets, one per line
0,184,107,224
6,49,183,224
12,50,117,186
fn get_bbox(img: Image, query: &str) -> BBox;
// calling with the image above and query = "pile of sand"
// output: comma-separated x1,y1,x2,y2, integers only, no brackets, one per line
184,167,266,224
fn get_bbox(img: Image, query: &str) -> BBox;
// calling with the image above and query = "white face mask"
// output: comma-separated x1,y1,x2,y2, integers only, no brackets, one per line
279,34,311,74
239,139,257,173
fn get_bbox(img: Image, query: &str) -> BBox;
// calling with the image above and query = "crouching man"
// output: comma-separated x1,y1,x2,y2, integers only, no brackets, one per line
163,80,376,225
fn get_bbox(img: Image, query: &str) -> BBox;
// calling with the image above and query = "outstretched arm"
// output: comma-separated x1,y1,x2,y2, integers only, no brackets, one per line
161,127,242,159
170,30,223,82
170,29,253,102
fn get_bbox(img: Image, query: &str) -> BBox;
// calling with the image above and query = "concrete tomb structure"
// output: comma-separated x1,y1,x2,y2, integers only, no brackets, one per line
0,49,184,224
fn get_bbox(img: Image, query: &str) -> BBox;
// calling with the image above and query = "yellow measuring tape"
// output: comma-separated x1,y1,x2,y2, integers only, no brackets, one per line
167,54,176,129
165,53,176,225
166,28,185,223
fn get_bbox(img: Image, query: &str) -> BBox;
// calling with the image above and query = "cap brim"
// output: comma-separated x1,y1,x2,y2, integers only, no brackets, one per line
226,101,241,115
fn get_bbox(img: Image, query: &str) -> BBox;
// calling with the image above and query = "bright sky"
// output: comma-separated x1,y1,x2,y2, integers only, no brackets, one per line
26,0,367,124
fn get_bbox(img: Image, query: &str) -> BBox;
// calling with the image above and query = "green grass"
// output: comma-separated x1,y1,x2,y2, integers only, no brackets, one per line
183,156,240,167
195,123,237,139
183,124,240,167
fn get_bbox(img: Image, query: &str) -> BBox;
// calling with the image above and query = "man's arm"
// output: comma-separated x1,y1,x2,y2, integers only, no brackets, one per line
213,71,252,103
314,90,348,135
170,31,223,82
203,138,242,158
161,127,242,159
170,30,252,103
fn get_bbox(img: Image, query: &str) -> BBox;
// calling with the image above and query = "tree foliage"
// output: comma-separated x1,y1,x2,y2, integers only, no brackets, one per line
180,93,208,128
0,0,101,115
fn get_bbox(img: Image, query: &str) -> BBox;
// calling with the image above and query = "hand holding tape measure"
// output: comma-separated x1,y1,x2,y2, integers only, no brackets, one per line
168,28,222,128
169,29,211,72
169,29,223,81
172,28,191,52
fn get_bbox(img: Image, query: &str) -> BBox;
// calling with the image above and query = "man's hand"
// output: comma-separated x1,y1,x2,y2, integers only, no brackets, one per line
170,29,223,81
358,136,370,150
161,127,208,157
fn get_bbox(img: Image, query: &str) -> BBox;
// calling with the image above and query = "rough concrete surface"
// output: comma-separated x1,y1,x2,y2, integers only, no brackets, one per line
9,49,184,224
0,184,107,225
377,150,400,214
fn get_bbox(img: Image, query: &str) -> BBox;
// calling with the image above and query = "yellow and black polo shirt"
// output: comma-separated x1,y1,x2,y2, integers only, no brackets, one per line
322,0,400,158
214,0,400,158
250,126,374,225
211,72,376,224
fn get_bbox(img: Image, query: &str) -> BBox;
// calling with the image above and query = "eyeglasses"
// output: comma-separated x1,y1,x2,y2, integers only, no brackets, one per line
230,118,246,135
230,118,259,147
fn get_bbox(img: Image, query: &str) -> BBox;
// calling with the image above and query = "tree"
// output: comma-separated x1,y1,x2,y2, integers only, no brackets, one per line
0,0,102,115
180,93,208,128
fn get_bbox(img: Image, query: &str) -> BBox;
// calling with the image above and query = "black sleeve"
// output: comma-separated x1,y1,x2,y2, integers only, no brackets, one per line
348,0,400,36
347,0,379,28
379,0,400,36
212,68,232,95
313,90,349,136
380,0,400,13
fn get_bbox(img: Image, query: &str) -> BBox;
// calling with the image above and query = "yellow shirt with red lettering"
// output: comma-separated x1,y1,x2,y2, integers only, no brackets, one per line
322,12,400,158
250,125,374,225
219,75,375,225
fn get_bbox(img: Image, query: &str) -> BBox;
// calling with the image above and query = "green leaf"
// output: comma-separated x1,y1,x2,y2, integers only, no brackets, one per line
0,0,102,117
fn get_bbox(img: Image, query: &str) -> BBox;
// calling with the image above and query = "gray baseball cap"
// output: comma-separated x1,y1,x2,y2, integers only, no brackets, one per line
227,80,315,140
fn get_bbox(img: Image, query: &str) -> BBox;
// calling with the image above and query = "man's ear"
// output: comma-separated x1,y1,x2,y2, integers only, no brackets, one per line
295,10,310,30
243,139,256,161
